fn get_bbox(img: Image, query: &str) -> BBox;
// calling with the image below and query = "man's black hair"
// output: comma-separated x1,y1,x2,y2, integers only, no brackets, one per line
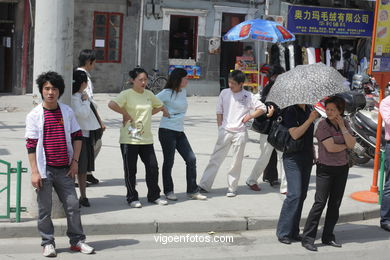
36,71,65,99
229,70,246,84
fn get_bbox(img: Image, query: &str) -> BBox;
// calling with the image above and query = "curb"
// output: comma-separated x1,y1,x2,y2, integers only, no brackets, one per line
0,209,380,238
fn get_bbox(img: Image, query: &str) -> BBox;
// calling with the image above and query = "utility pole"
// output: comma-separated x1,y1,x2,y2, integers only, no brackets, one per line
30,0,75,218
32,0,74,105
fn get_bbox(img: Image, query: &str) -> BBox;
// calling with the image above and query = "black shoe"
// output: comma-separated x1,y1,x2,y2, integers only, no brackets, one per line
292,234,303,242
322,240,342,248
278,237,292,244
270,180,280,187
302,242,318,251
380,223,390,232
87,174,99,184
79,197,90,207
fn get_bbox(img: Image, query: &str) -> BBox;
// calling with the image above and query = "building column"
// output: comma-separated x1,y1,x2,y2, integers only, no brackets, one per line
30,0,75,219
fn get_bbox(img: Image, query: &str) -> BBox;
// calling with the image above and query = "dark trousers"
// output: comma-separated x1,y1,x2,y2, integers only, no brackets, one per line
277,152,313,239
381,143,390,224
302,163,349,244
120,144,161,203
263,149,278,182
158,128,198,194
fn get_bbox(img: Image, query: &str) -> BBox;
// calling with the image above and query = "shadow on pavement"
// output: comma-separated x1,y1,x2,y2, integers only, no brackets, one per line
315,222,389,246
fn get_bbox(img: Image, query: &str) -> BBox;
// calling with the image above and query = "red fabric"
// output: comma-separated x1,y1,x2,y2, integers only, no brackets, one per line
315,48,321,63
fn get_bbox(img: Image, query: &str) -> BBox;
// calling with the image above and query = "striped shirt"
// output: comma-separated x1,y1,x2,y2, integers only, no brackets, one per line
26,106,82,167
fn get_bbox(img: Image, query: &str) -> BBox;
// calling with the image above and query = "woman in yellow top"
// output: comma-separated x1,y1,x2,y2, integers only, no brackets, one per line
108,67,167,208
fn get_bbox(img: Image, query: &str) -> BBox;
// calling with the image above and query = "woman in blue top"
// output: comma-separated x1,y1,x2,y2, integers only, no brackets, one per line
157,68,207,201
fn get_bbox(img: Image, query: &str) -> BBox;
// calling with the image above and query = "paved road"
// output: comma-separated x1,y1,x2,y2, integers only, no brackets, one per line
0,218,389,259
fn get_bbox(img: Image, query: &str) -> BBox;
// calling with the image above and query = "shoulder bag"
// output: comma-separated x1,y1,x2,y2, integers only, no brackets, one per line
267,109,304,153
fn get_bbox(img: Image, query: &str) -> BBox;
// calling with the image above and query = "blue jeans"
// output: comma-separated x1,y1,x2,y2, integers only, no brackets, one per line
277,152,313,239
158,128,198,194
381,143,390,224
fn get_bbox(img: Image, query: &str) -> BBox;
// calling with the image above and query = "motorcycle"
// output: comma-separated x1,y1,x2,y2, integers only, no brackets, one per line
339,75,385,166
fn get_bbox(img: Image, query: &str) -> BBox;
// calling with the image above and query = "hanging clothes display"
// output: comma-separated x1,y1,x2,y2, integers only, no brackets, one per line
294,43,303,66
336,45,344,70
306,47,316,64
278,44,286,70
284,45,290,71
270,44,280,66
288,44,295,69
326,48,331,66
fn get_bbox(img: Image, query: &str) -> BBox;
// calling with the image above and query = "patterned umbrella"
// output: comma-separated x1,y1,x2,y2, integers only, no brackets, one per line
222,19,295,43
265,63,348,109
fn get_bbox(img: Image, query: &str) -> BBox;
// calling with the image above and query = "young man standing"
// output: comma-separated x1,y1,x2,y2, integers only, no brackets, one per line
77,49,105,185
25,71,94,257
198,70,267,197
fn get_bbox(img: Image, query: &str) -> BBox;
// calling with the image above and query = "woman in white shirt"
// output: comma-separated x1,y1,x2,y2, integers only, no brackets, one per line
71,70,101,207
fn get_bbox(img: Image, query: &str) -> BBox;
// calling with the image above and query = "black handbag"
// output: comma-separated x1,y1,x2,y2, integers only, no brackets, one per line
89,103,103,145
252,115,273,135
267,112,304,154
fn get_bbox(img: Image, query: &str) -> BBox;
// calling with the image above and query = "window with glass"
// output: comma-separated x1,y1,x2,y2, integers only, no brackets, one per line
169,15,198,60
93,12,123,63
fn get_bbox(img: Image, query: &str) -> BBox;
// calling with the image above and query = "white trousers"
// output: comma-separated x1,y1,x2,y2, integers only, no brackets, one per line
246,133,287,193
199,128,248,193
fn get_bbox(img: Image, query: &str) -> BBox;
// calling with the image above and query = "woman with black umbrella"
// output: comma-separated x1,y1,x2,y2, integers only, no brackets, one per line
276,104,319,244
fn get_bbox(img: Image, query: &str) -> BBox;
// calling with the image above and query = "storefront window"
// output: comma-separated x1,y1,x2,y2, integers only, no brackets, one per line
93,12,123,63
169,15,198,60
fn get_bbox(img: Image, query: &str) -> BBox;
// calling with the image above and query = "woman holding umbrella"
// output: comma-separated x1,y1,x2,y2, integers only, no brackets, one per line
276,104,319,244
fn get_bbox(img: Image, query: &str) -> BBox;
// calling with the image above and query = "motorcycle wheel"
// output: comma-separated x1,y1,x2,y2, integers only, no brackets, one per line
350,151,371,165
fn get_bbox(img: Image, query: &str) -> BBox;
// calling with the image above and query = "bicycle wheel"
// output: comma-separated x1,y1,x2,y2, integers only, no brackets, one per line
146,75,154,91
151,76,167,94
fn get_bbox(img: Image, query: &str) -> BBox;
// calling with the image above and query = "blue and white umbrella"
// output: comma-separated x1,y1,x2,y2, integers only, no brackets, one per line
223,19,296,89
222,19,295,43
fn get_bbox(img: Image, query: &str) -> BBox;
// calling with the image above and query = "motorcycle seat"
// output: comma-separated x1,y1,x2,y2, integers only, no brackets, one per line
356,111,378,131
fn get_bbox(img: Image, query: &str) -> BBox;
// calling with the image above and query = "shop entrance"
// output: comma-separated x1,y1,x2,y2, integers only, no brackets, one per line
0,3,15,93
220,13,245,90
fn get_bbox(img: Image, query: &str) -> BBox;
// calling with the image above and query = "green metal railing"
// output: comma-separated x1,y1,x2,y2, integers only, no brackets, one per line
379,151,386,205
0,160,27,222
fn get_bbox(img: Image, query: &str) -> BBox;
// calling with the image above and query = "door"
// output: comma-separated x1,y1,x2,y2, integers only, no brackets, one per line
0,3,15,93
219,13,245,90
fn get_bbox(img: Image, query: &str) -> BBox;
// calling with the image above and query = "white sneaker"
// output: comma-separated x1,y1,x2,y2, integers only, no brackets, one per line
42,244,56,257
188,192,207,200
165,192,178,201
226,191,237,197
70,241,95,254
153,198,168,206
129,200,142,208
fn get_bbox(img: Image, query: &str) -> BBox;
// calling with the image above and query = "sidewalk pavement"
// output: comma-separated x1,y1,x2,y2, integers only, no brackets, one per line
0,94,381,238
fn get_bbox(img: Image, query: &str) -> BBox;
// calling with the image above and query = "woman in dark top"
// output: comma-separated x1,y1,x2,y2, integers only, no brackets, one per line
276,104,319,244
301,96,355,251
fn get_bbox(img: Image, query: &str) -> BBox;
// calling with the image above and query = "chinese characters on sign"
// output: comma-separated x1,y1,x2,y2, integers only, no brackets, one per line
373,1,390,72
287,5,373,37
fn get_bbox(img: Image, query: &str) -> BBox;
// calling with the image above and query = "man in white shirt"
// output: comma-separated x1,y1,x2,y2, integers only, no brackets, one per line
198,70,267,197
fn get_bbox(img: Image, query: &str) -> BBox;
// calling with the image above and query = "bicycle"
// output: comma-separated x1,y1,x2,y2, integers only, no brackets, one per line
147,69,168,94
